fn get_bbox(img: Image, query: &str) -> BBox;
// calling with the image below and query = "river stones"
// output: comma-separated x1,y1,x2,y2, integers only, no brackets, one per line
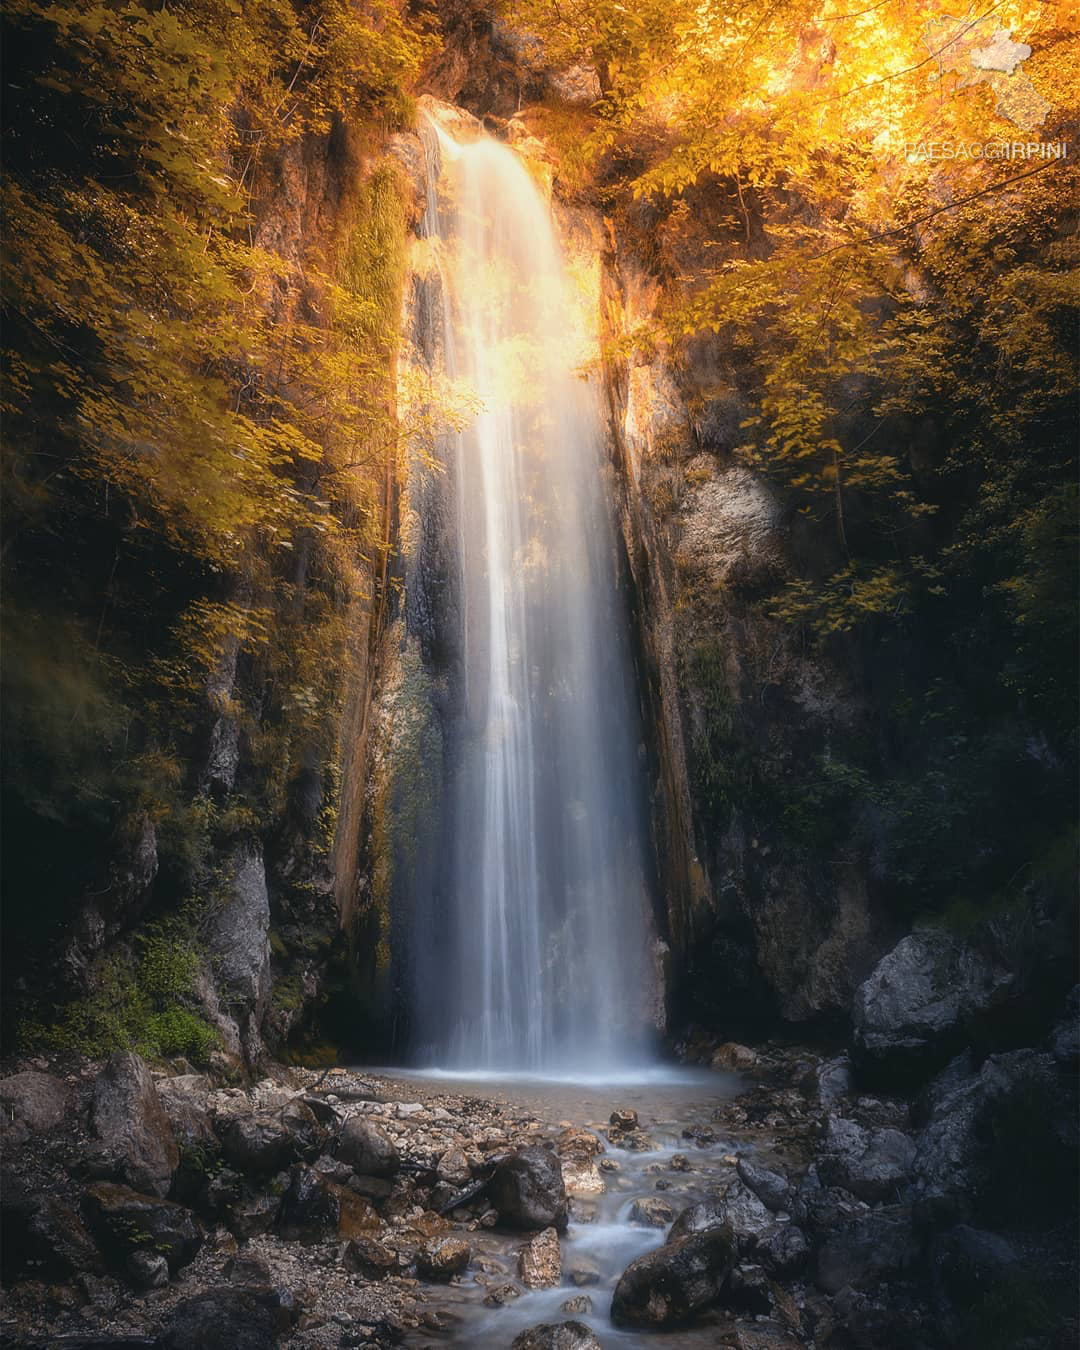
629,1195,676,1228
489,1146,568,1231
519,1226,561,1288
511,1322,602,1350
222,1114,294,1176
611,1226,736,1328
417,1234,471,1280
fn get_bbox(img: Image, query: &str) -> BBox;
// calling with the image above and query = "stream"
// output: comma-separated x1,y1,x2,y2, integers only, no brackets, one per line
373,1067,752,1347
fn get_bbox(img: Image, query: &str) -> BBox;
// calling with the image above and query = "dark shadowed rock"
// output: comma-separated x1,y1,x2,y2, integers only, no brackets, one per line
127,1249,169,1289
225,1188,279,1240
489,1146,568,1231
277,1164,337,1240
0,1070,69,1141
929,1224,1019,1304
344,1236,399,1279
610,1226,735,1327
336,1116,399,1176
913,1048,1062,1224
162,1286,288,1350
2,1189,105,1279
222,1114,294,1175
817,1116,915,1204
88,1052,179,1197
755,1220,809,1275
1050,985,1079,1066
417,1234,471,1279
511,1322,602,1350
815,1211,920,1294
736,1158,793,1213
853,930,1011,1082
84,1181,202,1274
279,1098,326,1160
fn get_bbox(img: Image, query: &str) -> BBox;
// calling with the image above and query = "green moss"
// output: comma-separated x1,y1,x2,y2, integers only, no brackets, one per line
20,914,218,1066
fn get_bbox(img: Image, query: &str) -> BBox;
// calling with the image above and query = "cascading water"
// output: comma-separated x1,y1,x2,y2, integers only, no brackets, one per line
410,107,655,1074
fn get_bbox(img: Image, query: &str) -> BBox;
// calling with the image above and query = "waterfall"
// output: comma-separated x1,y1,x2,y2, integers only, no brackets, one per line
411,109,654,1074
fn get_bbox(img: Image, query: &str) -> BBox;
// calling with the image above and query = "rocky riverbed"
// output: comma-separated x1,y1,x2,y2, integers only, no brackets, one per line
1,1023,1076,1348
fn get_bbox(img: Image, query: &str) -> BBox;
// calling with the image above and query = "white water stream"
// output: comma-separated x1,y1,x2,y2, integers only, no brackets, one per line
412,109,653,1074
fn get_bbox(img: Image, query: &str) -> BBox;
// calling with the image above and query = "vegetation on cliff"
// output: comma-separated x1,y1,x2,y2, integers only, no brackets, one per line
1,0,434,1048
505,0,1077,932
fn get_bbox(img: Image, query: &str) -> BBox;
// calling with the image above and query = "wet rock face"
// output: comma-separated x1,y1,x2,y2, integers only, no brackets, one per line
2,1190,105,1280
815,1211,920,1294
489,1146,569,1231
88,1052,179,1198
610,1225,736,1328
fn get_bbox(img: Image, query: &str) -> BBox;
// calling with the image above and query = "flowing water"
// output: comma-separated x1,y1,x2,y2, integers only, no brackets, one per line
377,1067,748,1348
410,109,653,1073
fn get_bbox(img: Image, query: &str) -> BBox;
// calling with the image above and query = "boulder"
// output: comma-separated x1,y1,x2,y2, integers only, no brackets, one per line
913,1048,1065,1224
561,1294,592,1314
156,1075,216,1152
221,1114,294,1176
489,1146,568,1231
0,1070,69,1140
511,1323,602,1350
609,1108,638,1130
669,1181,773,1252
279,1098,326,1161
611,1226,736,1327
519,1226,561,1288
88,1052,179,1197
2,1190,105,1279
736,1158,793,1213
277,1165,337,1241
755,1220,809,1275
225,1189,279,1241
336,1117,399,1177
929,1224,1019,1303
630,1195,675,1228
417,1234,470,1280
436,1145,471,1187
331,1186,381,1239
817,1116,915,1204
853,930,1011,1082
344,1236,399,1279
711,1043,759,1072
84,1181,202,1274
162,1287,289,1350
815,1211,920,1294
127,1249,170,1290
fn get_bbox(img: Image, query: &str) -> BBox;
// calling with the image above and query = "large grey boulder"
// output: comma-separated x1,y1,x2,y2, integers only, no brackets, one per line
913,1048,1065,1224
89,1052,179,1197
669,1181,774,1252
0,1070,69,1139
162,1286,288,1350
610,1225,735,1328
336,1116,399,1177
853,929,1011,1081
222,1113,294,1176
489,1146,568,1232
736,1157,793,1213
817,1116,915,1204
